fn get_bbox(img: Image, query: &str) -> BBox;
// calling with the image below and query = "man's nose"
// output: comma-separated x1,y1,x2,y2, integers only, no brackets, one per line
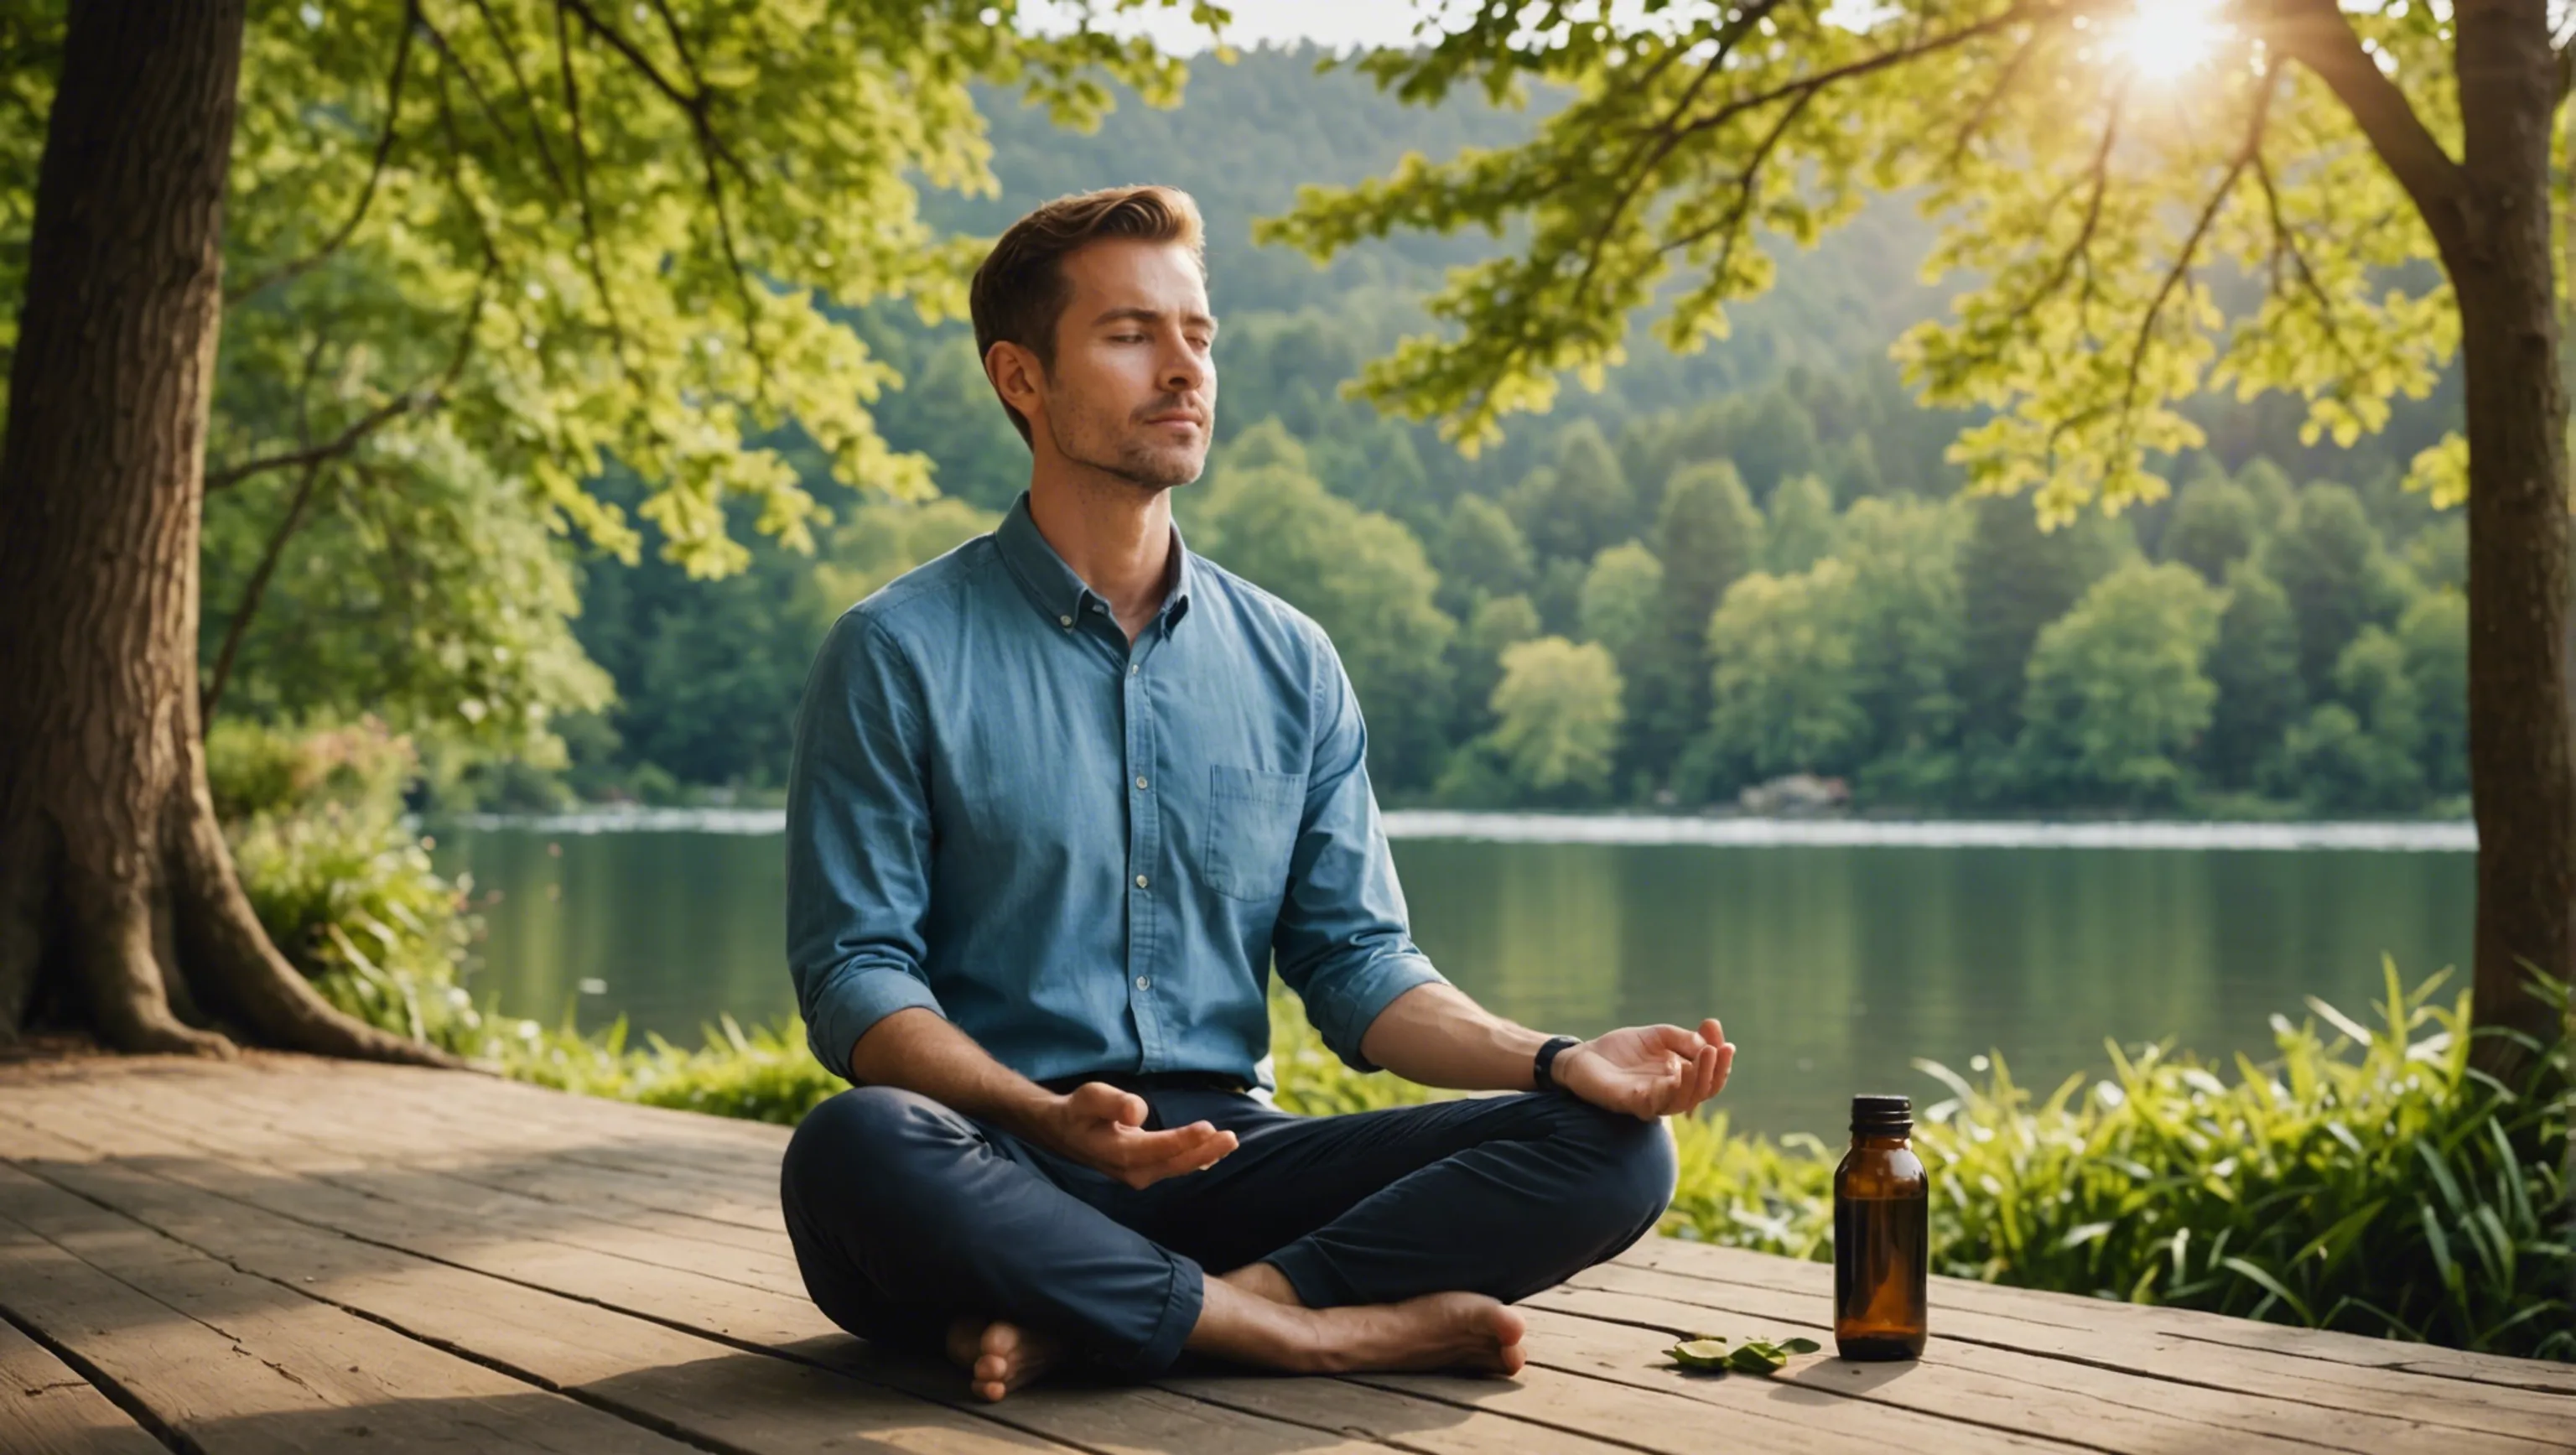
1161,346,1208,397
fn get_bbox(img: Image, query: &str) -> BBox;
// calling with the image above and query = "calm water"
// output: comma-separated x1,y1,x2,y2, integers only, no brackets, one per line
430,818,2473,1138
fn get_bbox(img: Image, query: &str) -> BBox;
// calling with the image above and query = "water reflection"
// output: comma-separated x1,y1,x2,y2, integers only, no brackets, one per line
435,824,2472,1137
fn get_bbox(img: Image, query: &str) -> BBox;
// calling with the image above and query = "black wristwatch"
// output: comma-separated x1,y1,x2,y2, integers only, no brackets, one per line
1532,1035,1581,1094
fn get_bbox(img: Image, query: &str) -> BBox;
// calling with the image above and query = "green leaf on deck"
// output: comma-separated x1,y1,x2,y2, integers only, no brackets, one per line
1725,1341,1791,1374
1667,1334,1817,1374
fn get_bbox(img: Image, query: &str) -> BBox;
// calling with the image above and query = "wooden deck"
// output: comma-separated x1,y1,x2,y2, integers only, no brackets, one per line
1,1057,2569,1455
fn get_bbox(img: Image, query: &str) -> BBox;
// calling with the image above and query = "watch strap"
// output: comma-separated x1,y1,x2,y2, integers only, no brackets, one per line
1532,1035,1581,1094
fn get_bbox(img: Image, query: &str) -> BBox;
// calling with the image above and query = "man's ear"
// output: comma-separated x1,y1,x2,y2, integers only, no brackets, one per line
985,340,1044,433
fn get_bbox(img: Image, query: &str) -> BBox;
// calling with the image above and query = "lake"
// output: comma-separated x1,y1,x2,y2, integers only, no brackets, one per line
429,813,2475,1139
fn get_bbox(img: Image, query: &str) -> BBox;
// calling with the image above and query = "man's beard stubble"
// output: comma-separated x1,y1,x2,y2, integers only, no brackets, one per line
1048,388,1210,492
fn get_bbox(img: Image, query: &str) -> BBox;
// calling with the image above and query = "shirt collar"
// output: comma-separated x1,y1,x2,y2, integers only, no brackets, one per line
994,491,1195,631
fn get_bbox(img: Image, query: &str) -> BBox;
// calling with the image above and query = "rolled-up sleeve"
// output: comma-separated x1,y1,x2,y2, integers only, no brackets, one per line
1270,634,1446,1072
786,609,945,1082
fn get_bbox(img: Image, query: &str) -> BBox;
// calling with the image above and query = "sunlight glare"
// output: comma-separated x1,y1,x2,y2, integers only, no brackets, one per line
2110,0,2230,81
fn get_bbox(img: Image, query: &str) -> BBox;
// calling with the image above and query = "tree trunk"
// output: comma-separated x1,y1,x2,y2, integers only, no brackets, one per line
0,0,446,1064
2452,1,2574,1079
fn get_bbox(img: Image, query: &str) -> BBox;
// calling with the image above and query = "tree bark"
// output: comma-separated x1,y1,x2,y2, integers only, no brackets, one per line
0,0,446,1064
2450,0,2574,1078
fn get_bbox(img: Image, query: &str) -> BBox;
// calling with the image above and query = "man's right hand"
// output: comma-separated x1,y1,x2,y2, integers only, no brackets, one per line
1039,1082,1239,1188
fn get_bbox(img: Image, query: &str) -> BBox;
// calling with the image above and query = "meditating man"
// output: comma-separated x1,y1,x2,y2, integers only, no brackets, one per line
780,184,1737,1402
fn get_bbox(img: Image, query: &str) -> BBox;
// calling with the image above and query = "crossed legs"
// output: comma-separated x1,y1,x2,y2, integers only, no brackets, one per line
780,1084,1677,1397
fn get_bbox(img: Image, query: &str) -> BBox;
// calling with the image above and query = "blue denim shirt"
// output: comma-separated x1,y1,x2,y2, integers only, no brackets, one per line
786,491,1446,1089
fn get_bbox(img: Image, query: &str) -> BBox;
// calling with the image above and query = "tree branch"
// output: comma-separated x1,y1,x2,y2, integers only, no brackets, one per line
205,396,419,494
427,60,508,276
554,0,636,382
205,268,493,494
2262,0,2469,257
226,0,418,305
2252,146,2360,375
2027,75,2131,322
553,0,766,396
413,8,520,159
201,457,331,724
466,0,569,200
2114,65,2279,451
1564,1,1918,315
1570,2,2040,319
1665,3,2040,152
1946,13,2052,171
552,0,744,178
1660,85,1820,277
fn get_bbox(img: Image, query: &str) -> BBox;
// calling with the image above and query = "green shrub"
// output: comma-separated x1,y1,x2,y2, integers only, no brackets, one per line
484,1013,843,1125
206,715,420,824
1665,1115,1835,1259
1916,963,2571,1359
215,720,490,1048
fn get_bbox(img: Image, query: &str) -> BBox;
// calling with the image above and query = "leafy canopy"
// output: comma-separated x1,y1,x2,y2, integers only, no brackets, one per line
3,0,1223,575
3,0,1223,753
1263,2,2480,525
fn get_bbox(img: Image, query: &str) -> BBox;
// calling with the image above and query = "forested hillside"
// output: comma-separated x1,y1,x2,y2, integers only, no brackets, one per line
379,45,2470,818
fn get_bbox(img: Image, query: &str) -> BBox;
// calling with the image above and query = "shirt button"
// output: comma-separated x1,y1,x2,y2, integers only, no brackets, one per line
1057,614,1072,627
1135,976,1150,990
1134,874,1149,889
1135,776,1149,790
1129,662,1140,675
1090,602,1104,612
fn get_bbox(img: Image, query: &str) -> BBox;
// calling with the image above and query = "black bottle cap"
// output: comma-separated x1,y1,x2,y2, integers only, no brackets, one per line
1851,1094,1912,1133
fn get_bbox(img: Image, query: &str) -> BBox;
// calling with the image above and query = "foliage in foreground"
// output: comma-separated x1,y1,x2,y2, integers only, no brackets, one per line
214,733,2568,1362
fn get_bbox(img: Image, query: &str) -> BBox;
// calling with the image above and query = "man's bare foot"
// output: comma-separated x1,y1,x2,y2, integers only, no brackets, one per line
1301,1291,1527,1376
1187,1276,1526,1378
945,1315,1064,1402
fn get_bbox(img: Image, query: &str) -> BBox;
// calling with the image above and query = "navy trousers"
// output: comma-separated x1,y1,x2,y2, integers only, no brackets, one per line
779,1082,1679,1377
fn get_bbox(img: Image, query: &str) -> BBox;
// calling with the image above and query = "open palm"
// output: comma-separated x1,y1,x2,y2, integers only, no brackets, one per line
1555,1020,1733,1121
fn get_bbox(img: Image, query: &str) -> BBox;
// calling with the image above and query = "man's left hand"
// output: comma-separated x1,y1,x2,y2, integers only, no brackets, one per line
1553,1020,1733,1121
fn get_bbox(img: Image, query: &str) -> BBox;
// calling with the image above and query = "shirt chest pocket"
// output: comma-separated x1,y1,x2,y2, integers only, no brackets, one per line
1202,765,1306,902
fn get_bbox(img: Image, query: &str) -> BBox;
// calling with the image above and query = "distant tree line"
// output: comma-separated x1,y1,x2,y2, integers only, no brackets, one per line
181,45,2465,819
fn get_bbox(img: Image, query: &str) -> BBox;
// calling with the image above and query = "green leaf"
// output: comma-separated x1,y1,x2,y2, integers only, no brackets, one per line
1725,1342,1790,1374
2219,1256,2316,1327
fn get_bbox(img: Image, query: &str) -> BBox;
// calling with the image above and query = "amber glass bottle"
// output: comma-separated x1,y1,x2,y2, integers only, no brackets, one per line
1832,1094,1928,1360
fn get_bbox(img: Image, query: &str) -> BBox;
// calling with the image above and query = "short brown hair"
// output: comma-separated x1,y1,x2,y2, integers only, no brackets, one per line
969,184,1206,444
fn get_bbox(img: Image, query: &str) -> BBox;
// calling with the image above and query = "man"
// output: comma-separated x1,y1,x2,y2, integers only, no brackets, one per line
781,184,1737,1403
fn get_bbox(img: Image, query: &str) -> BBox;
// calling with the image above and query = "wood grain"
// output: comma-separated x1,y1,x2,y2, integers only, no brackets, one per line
5,1054,2568,1455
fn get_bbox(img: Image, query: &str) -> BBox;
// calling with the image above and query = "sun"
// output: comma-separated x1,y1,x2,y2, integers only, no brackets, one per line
2109,0,2231,81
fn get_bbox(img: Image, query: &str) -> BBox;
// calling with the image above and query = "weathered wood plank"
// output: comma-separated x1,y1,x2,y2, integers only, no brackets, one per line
16,1055,2564,1455
41,1072,2105,1454
0,1310,169,1455
1343,1337,2086,1455
1616,1234,2576,1395
1530,1279,2565,1455
4,1085,1658,1455
1552,1261,2576,1450
167,1070,790,1234
0,1115,1083,1455
9,1103,1628,1455
0,1161,695,1455
40,1077,802,1289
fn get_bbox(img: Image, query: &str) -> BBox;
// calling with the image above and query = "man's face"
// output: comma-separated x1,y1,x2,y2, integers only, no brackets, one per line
1031,239,1217,490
